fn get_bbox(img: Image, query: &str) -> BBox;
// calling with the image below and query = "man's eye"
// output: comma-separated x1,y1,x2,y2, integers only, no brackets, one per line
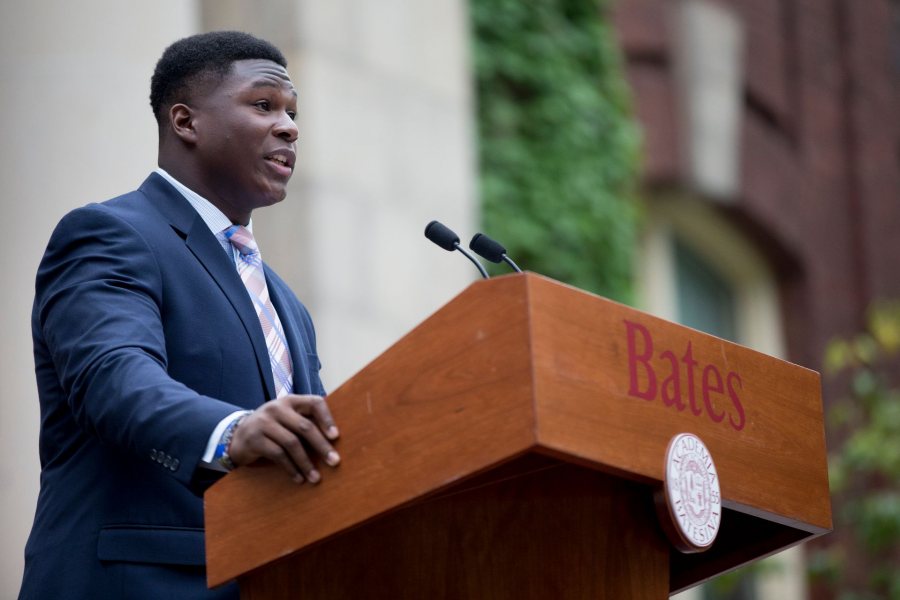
255,100,270,111
287,111,297,120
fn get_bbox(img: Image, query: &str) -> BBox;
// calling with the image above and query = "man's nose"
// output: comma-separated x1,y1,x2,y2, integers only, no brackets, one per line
274,113,299,143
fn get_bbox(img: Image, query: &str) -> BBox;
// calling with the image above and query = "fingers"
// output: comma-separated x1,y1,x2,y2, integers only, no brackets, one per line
291,394,340,441
228,394,341,484
289,414,339,469
257,435,307,484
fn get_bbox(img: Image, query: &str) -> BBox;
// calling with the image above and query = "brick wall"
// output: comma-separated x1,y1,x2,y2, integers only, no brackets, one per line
613,2,900,595
613,0,900,378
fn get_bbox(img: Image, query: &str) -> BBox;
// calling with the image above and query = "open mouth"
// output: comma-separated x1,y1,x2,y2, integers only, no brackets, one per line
266,155,289,167
263,152,294,177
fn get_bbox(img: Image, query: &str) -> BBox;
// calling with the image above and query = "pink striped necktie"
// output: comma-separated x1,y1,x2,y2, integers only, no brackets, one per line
225,225,294,399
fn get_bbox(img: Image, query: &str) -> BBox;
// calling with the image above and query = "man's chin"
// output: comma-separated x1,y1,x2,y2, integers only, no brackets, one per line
254,186,289,209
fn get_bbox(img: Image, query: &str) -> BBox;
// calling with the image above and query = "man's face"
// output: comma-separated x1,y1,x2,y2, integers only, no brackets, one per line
189,59,299,222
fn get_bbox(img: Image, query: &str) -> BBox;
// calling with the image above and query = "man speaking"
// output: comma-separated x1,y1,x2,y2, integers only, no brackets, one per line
20,31,339,599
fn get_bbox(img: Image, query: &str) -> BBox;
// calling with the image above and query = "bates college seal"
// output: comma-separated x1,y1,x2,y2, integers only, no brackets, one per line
656,433,722,553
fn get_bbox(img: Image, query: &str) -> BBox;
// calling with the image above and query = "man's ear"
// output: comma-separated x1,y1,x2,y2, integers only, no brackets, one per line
169,103,198,145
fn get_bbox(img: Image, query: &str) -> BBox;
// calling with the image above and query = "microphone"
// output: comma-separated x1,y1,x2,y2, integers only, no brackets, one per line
424,221,489,279
469,233,523,273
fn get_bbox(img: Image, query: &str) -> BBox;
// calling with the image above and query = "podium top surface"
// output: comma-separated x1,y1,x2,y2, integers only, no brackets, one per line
205,273,830,587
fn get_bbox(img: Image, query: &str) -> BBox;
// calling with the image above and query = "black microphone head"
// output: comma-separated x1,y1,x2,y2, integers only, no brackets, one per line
469,233,507,263
424,220,460,251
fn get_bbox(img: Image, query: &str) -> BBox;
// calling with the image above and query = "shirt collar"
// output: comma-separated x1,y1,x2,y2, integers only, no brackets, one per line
154,167,253,236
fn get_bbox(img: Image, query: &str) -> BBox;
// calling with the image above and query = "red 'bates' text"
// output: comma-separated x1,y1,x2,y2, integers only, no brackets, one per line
624,320,746,431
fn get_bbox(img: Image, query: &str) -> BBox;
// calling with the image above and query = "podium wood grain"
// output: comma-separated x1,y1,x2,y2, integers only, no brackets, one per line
204,273,831,596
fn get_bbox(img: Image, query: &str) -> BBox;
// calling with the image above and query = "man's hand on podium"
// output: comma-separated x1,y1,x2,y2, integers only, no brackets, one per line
228,394,341,484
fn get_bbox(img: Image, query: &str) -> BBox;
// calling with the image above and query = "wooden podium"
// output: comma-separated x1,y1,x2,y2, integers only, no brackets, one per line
205,273,831,598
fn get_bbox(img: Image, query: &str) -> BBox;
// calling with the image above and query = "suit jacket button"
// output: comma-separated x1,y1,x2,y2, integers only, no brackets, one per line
170,459,179,471
163,456,172,468
150,449,158,460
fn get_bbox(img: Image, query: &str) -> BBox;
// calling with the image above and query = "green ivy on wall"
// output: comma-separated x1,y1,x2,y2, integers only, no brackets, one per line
808,301,900,598
471,0,641,301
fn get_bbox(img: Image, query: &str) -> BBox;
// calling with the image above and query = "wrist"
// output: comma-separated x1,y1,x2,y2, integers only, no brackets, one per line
215,412,250,471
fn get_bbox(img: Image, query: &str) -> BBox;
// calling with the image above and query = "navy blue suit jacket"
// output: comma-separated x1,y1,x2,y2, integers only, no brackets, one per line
20,173,325,599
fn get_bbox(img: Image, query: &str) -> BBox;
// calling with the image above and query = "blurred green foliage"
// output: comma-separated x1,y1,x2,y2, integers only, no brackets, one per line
471,0,641,301
810,301,900,600
701,559,781,599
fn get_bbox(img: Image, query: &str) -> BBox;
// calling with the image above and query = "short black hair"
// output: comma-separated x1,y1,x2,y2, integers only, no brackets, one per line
150,30,287,125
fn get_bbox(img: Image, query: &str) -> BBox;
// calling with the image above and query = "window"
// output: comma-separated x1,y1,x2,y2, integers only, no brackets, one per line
674,237,737,341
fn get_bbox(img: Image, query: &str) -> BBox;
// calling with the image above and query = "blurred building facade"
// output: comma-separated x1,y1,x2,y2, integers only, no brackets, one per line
617,0,900,366
615,0,900,597
1,0,898,597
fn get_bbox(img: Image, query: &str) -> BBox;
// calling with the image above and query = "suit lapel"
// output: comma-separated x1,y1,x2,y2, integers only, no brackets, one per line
183,220,277,400
138,173,277,401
